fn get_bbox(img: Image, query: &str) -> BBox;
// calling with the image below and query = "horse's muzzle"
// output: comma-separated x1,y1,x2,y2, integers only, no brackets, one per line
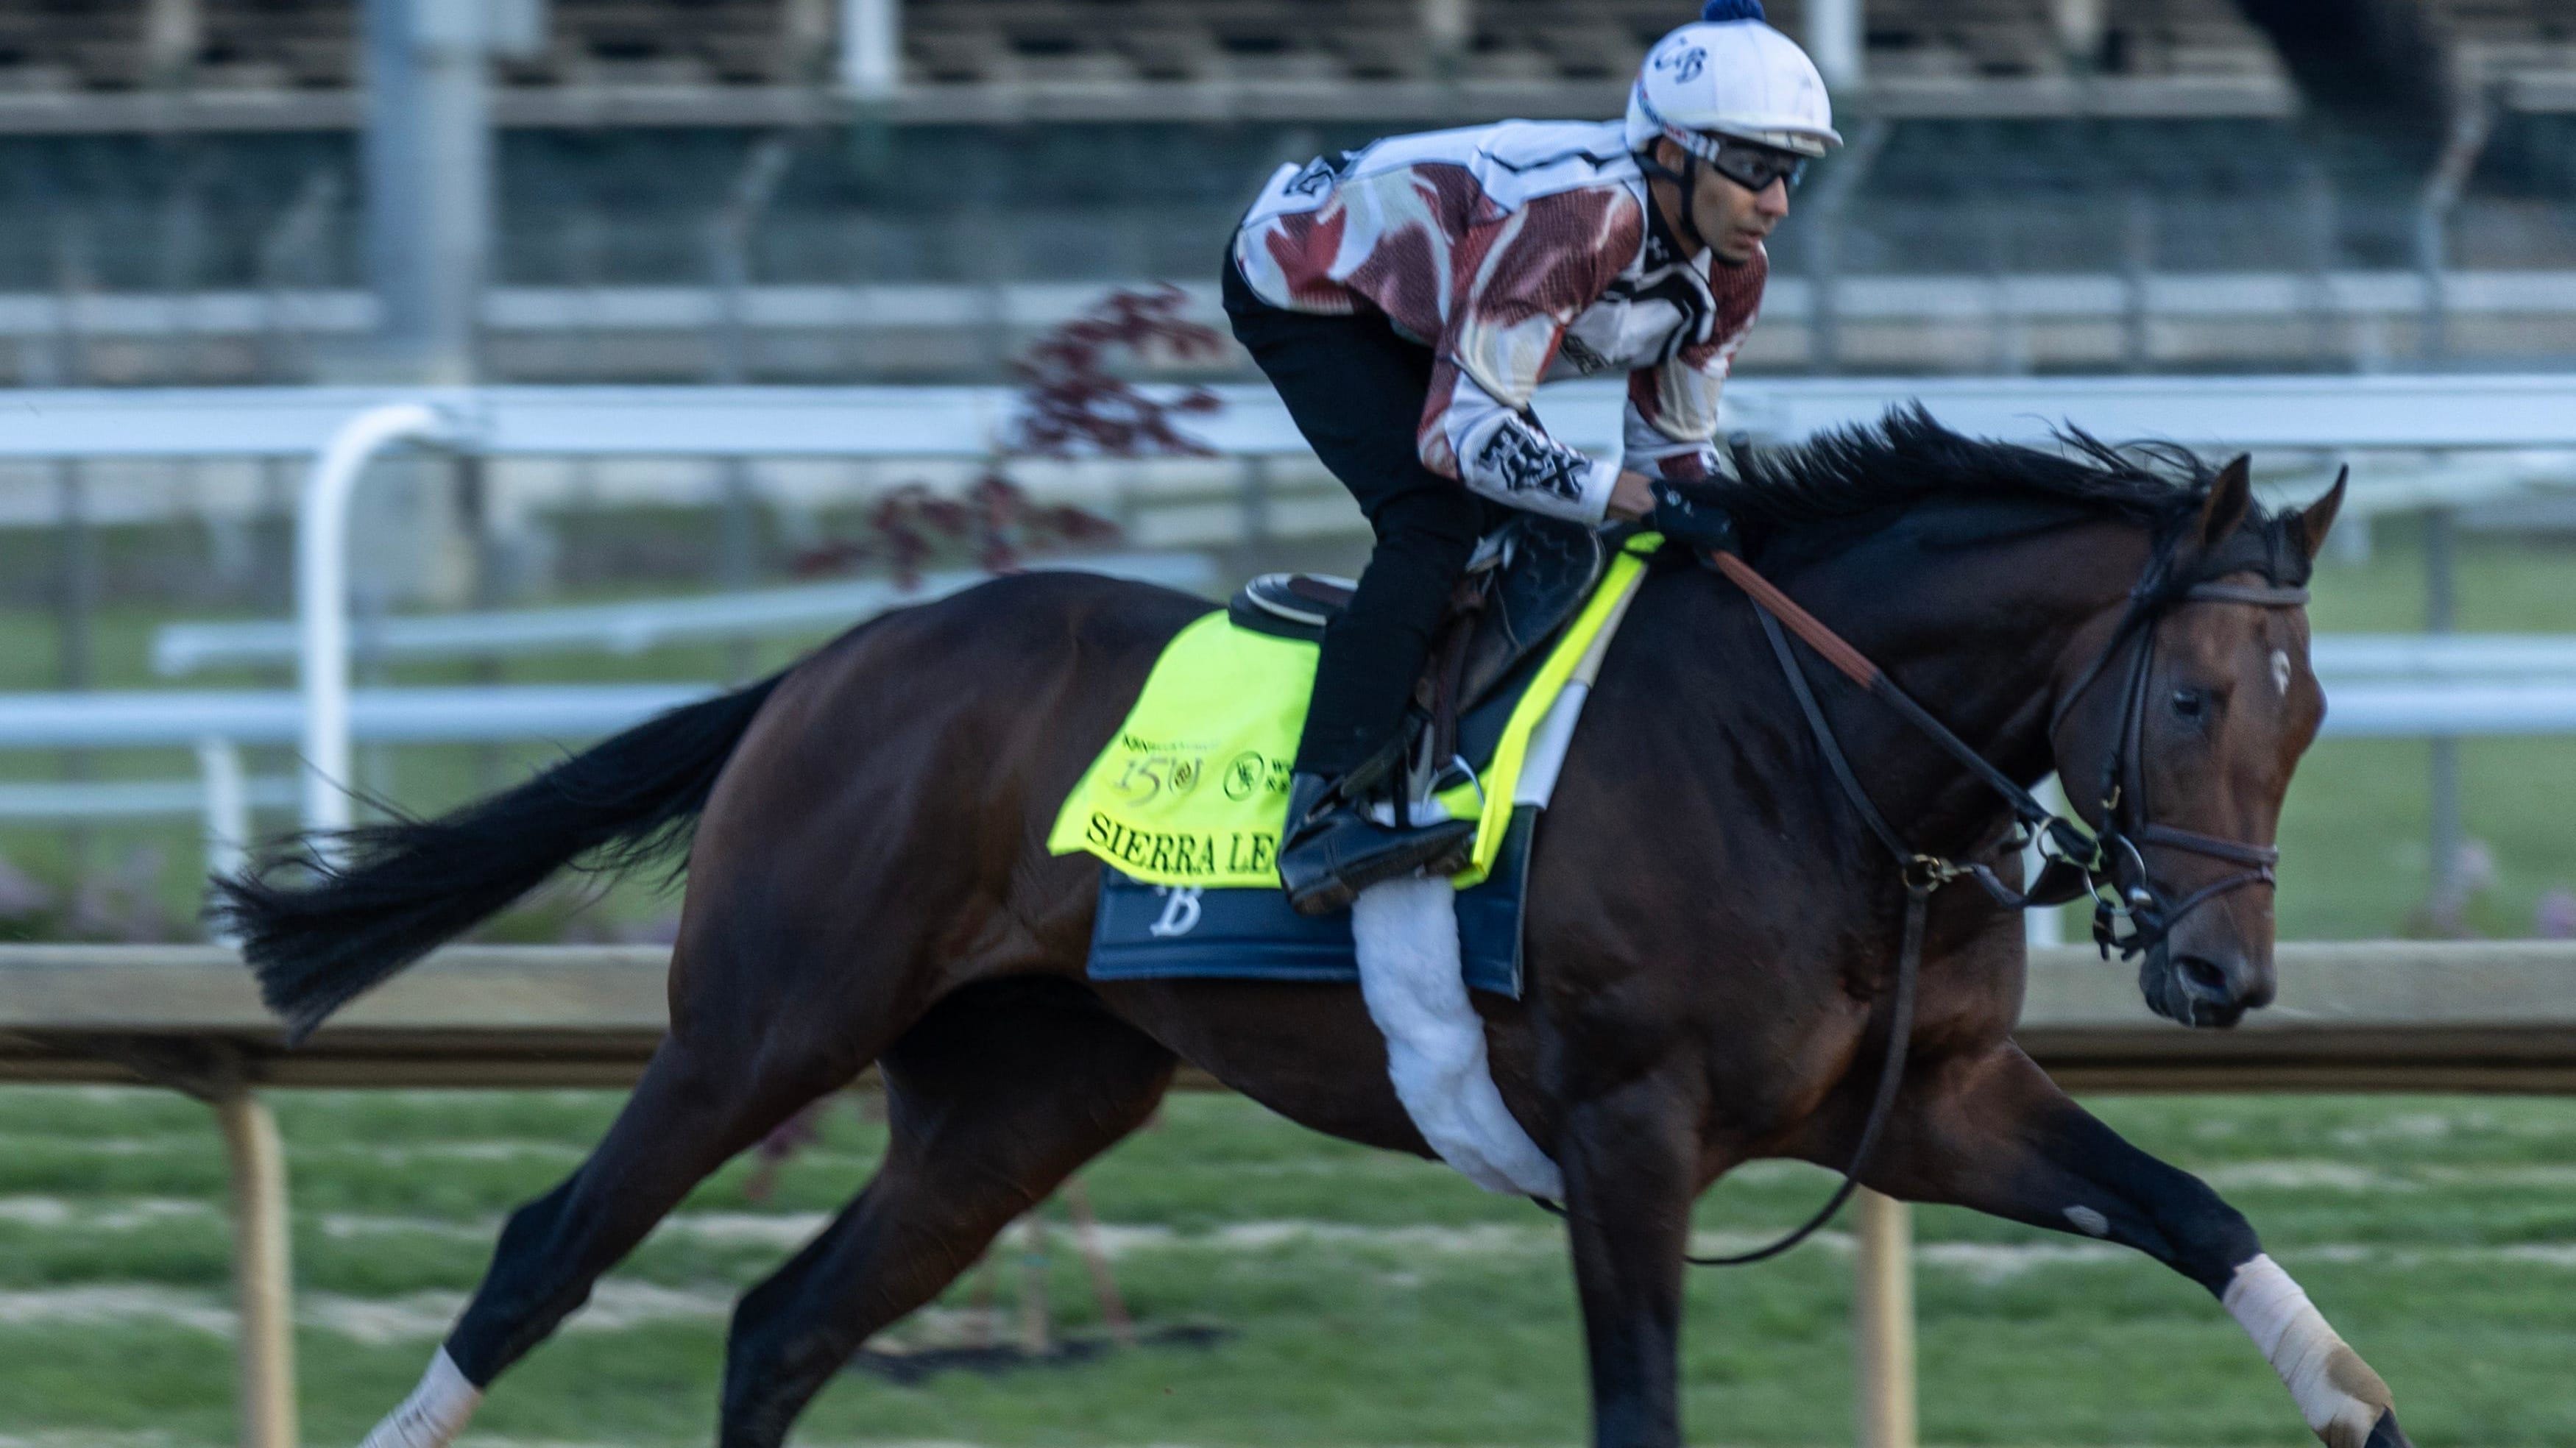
2140,947,2273,1029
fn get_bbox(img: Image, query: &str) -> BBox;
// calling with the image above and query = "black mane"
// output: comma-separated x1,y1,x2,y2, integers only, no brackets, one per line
1706,405,2229,536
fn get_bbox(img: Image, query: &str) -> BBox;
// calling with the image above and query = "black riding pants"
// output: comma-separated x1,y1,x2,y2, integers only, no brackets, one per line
1222,255,1491,781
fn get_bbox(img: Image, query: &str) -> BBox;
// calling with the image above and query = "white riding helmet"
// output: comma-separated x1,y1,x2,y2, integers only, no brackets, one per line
1624,1,1842,161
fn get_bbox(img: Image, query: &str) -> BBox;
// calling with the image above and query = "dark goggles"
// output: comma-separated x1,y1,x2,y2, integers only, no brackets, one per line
1697,137,1809,194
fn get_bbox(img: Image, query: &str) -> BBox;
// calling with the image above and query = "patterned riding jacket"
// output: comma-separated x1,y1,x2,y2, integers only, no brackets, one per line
1232,118,1765,525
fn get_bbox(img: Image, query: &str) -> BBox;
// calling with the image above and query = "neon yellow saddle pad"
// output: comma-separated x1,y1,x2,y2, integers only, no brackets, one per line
1047,541,1653,890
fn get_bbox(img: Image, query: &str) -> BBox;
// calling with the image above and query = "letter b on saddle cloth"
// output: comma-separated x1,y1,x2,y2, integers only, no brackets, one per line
1047,517,1641,995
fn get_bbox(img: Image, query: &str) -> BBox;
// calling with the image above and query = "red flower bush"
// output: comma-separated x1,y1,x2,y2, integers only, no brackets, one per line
796,286,1228,583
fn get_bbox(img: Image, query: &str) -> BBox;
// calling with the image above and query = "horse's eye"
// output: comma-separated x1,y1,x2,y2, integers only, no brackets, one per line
2170,688,2206,720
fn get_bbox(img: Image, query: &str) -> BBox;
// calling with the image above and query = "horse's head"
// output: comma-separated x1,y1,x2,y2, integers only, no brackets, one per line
2048,457,2347,1029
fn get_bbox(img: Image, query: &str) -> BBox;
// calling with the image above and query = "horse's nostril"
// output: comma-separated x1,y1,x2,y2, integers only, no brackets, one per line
2176,954,2234,1001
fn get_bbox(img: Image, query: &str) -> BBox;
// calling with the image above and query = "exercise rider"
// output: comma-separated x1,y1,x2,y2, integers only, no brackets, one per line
1223,0,1837,915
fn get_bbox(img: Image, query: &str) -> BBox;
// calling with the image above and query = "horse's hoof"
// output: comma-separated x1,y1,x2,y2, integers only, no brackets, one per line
2362,1408,2413,1448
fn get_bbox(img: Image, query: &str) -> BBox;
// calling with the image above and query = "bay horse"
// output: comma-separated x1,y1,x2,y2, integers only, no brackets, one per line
220,409,2407,1448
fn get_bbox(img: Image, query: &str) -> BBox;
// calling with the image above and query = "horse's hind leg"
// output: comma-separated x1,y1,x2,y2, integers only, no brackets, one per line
1869,1045,2410,1448
358,968,888,1447
717,978,1175,1448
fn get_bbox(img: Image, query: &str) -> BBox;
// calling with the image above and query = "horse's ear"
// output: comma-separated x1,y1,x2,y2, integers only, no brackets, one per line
2291,466,2349,559
2196,454,2254,550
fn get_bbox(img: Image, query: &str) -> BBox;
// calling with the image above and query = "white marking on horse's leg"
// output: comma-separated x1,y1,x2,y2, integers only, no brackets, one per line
1350,876,1562,1199
2271,648,2293,696
2063,1204,2111,1237
2223,1254,2395,1448
356,1349,482,1448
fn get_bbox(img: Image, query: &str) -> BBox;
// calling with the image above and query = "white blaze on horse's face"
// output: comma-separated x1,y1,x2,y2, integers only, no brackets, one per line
2109,582,2329,1029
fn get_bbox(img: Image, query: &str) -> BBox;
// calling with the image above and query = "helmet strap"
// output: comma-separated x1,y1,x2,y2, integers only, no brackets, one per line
1635,144,1711,256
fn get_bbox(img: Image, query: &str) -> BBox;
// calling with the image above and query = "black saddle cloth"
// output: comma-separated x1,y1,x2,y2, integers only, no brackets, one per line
1228,514,1611,720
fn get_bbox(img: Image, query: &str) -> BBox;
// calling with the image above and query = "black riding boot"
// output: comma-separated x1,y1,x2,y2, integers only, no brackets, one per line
1225,251,1487,915
1276,764,1476,917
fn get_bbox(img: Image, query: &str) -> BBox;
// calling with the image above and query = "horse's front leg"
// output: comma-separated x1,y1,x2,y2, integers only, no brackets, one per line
1556,1069,1708,1448
1869,1044,2408,1448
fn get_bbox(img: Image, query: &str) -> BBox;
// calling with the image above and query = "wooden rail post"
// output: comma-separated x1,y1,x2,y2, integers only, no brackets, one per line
218,1088,299,1448
1854,1189,1917,1448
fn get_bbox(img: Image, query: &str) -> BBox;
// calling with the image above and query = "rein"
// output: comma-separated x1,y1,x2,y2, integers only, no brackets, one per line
1652,537,2306,1268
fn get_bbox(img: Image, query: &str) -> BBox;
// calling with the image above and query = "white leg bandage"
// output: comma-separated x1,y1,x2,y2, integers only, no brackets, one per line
358,1349,484,1448
1351,876,1563,1199
2223,1255,2394,1448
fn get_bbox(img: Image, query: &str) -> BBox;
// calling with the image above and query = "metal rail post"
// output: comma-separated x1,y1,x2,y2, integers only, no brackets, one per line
1423,0,1472,74
1241,455,1273,551
298,401,465,841
258,169,345,382
2415,99,2491,367
2301,171,2340,369
1854,1188,1917,1448
2120,187,2154,373
144,0,204,86
1017,1212,1052,1357
706,135,793,675
2051,0,2103,68
362,0,485,383
708,137,799,678
1805,118,1891,375
1806,0,1863,93
217,1087,299,1448
839,0,900,99
54,458,95,881
2424,505,2463,925
709,135,798,389
199,737,251,937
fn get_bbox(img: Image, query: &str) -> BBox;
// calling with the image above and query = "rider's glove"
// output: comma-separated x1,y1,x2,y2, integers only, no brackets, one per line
1648,478,1740,556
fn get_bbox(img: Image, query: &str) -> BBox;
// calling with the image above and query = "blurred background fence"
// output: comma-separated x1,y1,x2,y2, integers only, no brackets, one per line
0,0,2566,386
1,0,2574,937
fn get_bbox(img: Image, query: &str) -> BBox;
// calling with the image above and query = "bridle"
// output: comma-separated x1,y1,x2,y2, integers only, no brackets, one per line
1719,522,2312,966
1576,482,2321,1267
2049,571,2310,964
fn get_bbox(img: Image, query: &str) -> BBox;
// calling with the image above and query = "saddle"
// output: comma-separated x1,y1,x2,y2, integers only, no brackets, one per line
1228,514,1612,800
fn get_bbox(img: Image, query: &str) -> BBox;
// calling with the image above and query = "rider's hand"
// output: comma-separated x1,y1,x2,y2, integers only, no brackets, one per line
1646,476,1740,554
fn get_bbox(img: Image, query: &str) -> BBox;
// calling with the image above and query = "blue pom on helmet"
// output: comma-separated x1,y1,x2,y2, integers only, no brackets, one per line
1699,0,1765,21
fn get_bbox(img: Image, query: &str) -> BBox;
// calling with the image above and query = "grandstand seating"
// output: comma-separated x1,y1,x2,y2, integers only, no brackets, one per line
0,0,2562,118
0,1,2566,383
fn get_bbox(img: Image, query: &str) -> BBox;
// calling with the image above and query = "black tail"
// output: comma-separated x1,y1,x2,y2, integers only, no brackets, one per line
212,674,786,1042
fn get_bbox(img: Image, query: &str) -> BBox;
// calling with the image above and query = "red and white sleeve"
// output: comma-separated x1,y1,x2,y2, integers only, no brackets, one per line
1624,247,1767,484
1415,188,1642,524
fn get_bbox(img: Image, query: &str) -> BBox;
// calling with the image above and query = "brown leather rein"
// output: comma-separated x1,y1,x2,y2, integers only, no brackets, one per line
1710,548,2309,954
1635,543,2307,1267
